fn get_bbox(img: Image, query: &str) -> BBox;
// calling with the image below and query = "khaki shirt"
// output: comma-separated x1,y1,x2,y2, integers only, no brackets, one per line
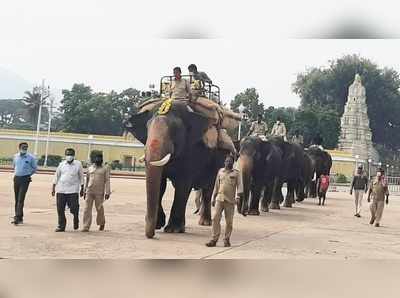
250,121,268,136
212,168,243,204
85,165,111,195
170,78,191,99
271,122,287,137
369,178,389,201
291,135,304,145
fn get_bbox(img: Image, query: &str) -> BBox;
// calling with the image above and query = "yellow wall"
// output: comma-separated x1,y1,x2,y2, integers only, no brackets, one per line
0,129,144,165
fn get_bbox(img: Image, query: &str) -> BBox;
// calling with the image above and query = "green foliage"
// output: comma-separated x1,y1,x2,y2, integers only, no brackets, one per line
0,157,13,165
22,87,49,126
336,174,348,183
292,106,341,148
37,155,62,167
0,99,26,128
293,54,400,150
110,160,123,170
60,84,145,135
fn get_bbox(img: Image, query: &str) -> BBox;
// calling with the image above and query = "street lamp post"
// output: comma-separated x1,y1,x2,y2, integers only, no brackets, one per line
87,135,94,163
34,79,47,156
44,96,55,167
368,158,372,180
355,154,359,171
386,164,390,176
238,104,245,141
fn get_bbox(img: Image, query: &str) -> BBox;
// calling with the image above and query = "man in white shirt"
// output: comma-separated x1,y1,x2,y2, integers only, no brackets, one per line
51,148,84,232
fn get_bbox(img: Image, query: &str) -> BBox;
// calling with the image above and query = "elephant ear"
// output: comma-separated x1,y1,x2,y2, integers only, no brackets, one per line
184,111,210,147
125,111,152,144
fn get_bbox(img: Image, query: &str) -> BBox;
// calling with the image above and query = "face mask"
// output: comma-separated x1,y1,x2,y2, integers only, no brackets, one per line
66,155,74,162
20,149,27,155
277,121,280,125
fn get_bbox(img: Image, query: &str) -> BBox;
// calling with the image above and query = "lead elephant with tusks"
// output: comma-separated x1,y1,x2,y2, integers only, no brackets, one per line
125,101,229,238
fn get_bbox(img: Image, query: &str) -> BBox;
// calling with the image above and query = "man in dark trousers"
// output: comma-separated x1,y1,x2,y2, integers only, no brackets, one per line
52,148,84,232
11,142,37,225
350,165,368,217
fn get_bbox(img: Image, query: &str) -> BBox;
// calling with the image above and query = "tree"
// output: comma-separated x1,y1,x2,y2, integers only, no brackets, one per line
22,87,49,126
293,54,400,150
60,84,145,135
0,99,25,128
230,88,265,137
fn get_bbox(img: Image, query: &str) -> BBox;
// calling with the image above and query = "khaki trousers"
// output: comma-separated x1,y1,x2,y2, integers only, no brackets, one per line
212,201,235,241
83,193,105,230
370,199,385,224
354,190,364,215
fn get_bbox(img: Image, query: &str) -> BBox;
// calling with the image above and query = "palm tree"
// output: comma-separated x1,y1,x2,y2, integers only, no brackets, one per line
22,87,49,126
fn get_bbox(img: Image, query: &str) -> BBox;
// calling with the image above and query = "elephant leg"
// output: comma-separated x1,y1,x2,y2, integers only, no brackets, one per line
270,179,282,210
155,178,167,230
164,180,192,233
310,181,317,198
296,181,305,202
248,184,262,216
261,183,273,212
283,181,295,208
199,187,213,226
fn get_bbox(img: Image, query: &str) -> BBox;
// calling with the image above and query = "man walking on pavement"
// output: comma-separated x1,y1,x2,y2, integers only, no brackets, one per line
52,148,84,232
11,142,37,225
206,155,243,248
82,152,111,232
368,167,389,227
350,165,368,217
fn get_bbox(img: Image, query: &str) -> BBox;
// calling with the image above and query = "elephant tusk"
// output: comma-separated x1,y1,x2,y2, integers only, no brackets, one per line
149,153,171,167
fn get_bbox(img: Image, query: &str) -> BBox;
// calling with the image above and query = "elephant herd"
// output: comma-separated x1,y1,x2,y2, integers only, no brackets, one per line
126,101,332,239
236,136,332,217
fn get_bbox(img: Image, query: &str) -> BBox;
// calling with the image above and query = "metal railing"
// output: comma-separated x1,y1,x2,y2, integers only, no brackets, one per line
160,75,220,103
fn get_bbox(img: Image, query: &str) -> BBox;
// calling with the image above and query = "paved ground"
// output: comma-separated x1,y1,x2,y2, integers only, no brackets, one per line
1,172,399,259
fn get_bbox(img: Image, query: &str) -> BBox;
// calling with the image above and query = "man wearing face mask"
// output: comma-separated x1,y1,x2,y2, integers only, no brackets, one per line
52,148,84,232
82,152,111,232
11,142,37,225
367,168,389,227
206,155,243,248
270,116,287,141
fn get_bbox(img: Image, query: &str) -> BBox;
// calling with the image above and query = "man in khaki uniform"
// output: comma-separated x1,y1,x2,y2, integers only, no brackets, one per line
248,114,268,139
206,155,243,247
82,152,111,232
291,130,304,146
170,66,192,100
367,168,389,227
271,117,287,141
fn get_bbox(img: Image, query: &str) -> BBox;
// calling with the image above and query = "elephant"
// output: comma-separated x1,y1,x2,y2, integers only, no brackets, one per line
237,136,282,215
125,101,229,238
268,137,308,208
296,152,314,202
305,146,333,198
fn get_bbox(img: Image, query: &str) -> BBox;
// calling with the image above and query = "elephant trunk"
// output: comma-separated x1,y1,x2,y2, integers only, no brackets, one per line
239,154,253,214
144,116,173,238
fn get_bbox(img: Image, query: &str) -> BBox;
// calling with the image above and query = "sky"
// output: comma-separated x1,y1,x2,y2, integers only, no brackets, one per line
2,0,400,107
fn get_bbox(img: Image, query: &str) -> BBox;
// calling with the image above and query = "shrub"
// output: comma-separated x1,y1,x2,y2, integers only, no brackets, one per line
336,173,348,183
37,155,62,167
110,160,123,170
